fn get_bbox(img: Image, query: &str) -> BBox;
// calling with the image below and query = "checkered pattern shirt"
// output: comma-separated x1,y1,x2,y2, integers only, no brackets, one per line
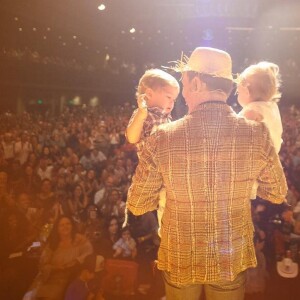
127,107,172,152
127,101,287,286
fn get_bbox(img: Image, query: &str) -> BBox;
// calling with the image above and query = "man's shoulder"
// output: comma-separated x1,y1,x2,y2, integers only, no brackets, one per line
156,117,186,132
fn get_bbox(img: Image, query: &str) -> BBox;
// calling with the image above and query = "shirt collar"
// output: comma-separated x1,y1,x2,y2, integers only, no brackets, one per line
189,100,234,115
148,106,171,118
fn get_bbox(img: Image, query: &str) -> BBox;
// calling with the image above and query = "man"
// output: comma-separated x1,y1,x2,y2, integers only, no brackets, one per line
126,47,288,300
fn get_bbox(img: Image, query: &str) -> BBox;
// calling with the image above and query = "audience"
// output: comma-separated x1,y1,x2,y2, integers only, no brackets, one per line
0,102,298,299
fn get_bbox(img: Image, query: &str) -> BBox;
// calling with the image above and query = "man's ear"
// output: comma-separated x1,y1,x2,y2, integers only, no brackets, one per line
192,77,205,93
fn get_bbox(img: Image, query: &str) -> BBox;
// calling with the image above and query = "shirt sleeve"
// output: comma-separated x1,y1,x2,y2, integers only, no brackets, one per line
113,239,123,250
126,132,163,215
256,123,288,203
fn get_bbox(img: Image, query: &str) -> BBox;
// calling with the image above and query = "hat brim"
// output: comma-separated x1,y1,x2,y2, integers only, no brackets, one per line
277,261,298,278
163,60,234,81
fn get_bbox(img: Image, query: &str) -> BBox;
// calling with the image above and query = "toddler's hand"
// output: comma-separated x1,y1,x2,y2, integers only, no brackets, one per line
137,94,148,118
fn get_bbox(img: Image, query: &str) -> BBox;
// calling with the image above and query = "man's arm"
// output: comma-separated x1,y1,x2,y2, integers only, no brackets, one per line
126,133,163,215
256,124,288,203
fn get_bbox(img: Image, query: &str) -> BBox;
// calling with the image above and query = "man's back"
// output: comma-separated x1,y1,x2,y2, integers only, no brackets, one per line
128,101,287,286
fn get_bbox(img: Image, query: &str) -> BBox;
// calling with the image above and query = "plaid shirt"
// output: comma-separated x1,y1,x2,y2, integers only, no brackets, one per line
127,107,172,151
127,101,287,286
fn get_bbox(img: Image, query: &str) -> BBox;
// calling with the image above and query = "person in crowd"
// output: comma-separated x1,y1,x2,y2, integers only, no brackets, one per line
64,254,105,300
14,131,33,165
79,150,94,170
0,210,38,299
1,132,15,163
67,184,89,222
94,175,114,208
126,47,287,299
37,156,54,181
84,169,100,200
24,216,93,300
21,164,41,196
113,226,137,259
96,216,120,258
99,187,125,222
90,147,107,174
109,127,120,152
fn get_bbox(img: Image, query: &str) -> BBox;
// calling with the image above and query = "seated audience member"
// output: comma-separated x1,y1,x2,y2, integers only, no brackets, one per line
0,210,38,299
24,216,93,300
99,188,125,223
21,164,41,196
84,204,104,248
67,184,89,222
37,156,53,181
113,226,137,259
65,254,105,300
96,216,120,258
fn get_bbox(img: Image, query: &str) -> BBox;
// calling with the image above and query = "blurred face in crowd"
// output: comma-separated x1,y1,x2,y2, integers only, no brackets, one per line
43,147,50,155
87,170,96,180
58,217,73,238
108,218,119,235
105,176,114,188
74,185,83,198
17,193,31,211
109,189,120,203
41,180,52,194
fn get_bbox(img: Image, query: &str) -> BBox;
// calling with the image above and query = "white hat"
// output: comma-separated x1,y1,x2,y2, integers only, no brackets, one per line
166,47,233,81
277,258,298,278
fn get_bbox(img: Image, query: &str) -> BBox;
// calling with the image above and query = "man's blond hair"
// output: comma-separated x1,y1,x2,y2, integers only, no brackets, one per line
136,69,179,99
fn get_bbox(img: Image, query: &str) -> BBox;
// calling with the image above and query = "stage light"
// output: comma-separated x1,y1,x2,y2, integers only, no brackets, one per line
14,17,18,21
18,28,22,32
73,96,81,105
98,4,106,11
33,27,37,31
129,28,136,33
73,35,77,39
105,54,110,61
90,97,99,107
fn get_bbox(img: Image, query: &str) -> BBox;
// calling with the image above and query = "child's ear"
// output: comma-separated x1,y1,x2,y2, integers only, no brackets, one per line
145,88,153,100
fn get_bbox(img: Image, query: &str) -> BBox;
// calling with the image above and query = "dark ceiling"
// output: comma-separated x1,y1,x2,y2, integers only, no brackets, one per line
0,0,300,104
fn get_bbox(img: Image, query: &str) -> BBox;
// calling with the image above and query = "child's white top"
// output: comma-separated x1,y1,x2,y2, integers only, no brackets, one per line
239,101,283,153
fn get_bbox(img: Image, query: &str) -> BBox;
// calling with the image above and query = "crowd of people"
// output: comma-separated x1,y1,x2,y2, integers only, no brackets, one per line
0,98,299,299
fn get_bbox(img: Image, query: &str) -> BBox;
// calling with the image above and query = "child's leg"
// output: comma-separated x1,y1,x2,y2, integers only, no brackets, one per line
157,189,166,237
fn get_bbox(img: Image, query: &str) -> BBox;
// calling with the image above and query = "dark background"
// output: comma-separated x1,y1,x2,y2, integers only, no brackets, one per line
0,0,299,113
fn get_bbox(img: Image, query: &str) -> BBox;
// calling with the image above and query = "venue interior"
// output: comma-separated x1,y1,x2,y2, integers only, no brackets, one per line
0,1,300,300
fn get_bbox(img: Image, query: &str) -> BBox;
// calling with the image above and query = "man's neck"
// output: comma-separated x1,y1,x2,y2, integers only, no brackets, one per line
188,93,227,113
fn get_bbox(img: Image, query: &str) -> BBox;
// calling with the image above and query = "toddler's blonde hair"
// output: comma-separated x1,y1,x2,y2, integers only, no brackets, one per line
238,61,282,102
136,69,179,99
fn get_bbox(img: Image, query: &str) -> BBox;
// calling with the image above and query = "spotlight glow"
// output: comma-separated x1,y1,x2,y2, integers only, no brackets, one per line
129,28,136,33
98,4,106,11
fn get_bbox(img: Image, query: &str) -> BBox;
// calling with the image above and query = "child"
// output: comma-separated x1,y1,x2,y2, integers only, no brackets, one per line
126,69,180,233
65,254,105,300
113,226,137,259
236,62,283,199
